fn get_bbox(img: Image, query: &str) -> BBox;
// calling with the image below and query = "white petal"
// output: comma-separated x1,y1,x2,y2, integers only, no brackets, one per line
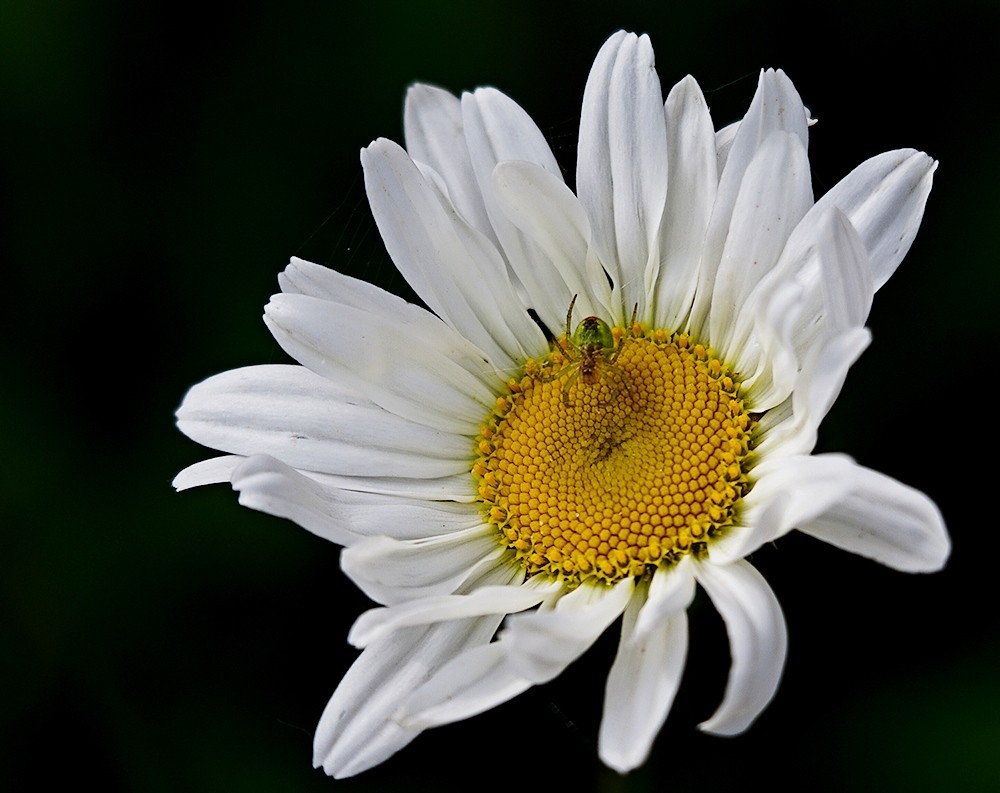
764,206,873,341
340,526,507,605
503,577,634,683
403,83,494,241
695,559,787,735
362,138,546,369
276,257,509,392
797,460,950,572
173,454,478,508
491,160,605,327
689,69,808,336
176,364,472,478
812,149,936,289
654,75,718,331
598,576,690,773
227,454,482,545
721,69,810,185
277,258,511,383
305,470,476,503
742,210,873,412
714,121,739,174
789,326,871,444
230,454,364,545
399,640,532,730
348,578,559,648
711,453,862,563
577,31,668,316
710,130,813,362
314,613,502,778
816,208,874,331
265,293,493,434
754,326,871,458
172,454,243,490
634,555,697,639
460,87,572,327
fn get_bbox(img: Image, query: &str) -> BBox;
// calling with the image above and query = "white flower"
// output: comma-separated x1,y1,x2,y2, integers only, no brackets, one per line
174,31,950,779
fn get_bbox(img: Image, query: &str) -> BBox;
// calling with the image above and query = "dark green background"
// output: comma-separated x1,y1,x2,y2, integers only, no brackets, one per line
3,1,996,790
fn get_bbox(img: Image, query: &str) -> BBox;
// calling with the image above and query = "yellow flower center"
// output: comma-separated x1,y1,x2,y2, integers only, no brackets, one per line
474,325,755,586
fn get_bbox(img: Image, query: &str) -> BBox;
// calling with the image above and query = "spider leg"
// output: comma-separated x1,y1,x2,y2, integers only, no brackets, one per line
565,294,578,340
540,360,575,383
608,341,624,366
561,366,582,406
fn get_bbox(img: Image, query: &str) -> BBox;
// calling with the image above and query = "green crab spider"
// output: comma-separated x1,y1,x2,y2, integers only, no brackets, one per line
543,295,636,406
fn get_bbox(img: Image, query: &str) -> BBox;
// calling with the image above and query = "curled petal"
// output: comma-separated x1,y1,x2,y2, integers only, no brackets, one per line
173,455,243,491
728,441,948,575
695,559,787,736
711,453,863,563
634,556,696,639
796,459,950,572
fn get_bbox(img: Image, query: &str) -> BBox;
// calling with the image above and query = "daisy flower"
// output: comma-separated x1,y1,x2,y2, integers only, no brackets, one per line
174,30,950,778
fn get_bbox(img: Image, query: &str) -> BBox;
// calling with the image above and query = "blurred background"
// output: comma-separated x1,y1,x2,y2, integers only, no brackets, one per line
2,0,997,790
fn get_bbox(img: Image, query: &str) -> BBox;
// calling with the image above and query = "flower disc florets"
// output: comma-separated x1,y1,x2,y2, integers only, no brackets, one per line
475,321,756,586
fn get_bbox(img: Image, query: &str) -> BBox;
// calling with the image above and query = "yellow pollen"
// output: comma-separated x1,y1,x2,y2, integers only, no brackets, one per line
474,326,755,586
